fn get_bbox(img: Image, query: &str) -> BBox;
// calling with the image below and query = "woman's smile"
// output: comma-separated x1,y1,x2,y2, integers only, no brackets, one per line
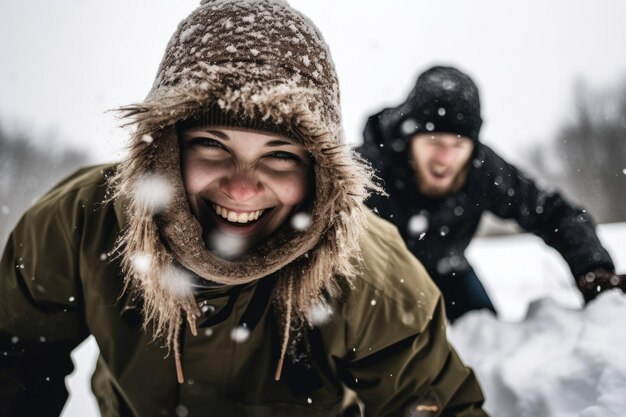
180,126,311,254
204,199,274,238
212,203,265,224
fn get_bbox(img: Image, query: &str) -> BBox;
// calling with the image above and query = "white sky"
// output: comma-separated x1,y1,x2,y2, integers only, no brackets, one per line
1,0,626,164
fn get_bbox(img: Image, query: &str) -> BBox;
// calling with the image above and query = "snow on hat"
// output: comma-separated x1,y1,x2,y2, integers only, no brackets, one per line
110,0,376,383
401,66,482,142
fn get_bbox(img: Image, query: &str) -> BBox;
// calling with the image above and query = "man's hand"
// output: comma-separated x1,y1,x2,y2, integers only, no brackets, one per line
576,269,625,303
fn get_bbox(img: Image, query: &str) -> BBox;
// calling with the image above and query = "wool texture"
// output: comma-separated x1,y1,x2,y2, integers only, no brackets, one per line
108,0,379,372
401,65,483,142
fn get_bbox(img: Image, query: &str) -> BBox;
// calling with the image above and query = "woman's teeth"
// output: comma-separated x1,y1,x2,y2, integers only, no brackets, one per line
213,204,264,224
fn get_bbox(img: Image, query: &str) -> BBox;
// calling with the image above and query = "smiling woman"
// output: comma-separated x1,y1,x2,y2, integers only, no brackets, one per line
179,125,311,257
0,1,488,416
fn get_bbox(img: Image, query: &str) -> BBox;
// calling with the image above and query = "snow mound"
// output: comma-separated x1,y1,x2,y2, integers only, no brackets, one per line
449,290,626,417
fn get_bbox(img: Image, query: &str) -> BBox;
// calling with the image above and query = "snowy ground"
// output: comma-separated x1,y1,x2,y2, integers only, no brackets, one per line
61,223,625,417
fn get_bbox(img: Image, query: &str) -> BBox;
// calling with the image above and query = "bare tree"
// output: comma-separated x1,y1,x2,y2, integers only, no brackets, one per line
0,121,89,244
551,78,626,223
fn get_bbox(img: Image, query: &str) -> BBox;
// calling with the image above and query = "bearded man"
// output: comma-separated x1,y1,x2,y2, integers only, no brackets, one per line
357,65,620,322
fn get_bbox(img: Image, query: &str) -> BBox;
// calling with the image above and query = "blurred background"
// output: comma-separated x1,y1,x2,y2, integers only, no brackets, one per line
1,0,625,242
1,1,625,415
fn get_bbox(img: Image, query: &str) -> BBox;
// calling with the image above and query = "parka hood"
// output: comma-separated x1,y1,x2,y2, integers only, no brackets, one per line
109,0,377,381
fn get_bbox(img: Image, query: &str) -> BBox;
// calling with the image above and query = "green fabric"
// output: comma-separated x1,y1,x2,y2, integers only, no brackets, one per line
1,165,487,417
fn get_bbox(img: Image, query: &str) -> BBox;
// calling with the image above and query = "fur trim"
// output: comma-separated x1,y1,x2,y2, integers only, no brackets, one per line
107,0,380,356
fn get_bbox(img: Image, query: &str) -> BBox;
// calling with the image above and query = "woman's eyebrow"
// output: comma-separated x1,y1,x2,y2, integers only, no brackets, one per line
202,130,230,140
265,139,295,147
183,129,230,140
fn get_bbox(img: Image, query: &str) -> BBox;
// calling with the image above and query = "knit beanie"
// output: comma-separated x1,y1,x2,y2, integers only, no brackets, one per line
109,0,376,383
400,66,482,141
177,105,301,143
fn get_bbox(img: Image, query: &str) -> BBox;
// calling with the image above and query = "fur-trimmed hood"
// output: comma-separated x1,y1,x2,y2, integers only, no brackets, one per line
109,0,377,381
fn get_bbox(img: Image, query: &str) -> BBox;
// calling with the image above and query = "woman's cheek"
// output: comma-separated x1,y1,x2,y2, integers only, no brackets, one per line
182,155,224,193
274,172,309,205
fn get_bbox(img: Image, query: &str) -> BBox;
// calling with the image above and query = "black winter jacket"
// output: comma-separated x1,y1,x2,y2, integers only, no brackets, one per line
356,108,615,286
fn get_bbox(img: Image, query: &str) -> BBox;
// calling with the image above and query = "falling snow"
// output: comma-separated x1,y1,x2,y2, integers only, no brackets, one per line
230,326,250,343
407,214,428,236
441,79,457,90
391,138,406,152
133,174,173,213
200,303,215,315
131,252,152,273
161,266,193,297
207,231,247,259
400,118,418,135
401,312,415,325
175,405,189,417
290,212,312,231
310,302,333,326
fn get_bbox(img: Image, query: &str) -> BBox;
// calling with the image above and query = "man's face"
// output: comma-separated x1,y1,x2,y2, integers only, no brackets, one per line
179,126,311,256
410,133,475,197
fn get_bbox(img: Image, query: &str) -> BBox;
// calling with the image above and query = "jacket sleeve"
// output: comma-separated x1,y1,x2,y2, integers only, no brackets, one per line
480,145,614,277
0,186,90,416
339,297,487,417
325,216,488,417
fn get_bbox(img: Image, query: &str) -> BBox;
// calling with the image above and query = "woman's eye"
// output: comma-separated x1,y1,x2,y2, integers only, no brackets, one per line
272,151,301,162
264,151,302,167
189,138,225,149
187,138,231,156
273,151,299,160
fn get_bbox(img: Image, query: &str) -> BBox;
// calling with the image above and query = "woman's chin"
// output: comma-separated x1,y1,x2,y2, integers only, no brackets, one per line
203,215,273,259
204,229,253,260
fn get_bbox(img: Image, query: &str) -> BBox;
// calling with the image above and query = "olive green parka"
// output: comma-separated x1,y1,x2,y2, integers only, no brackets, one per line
2,1,487,415
1,164,486,417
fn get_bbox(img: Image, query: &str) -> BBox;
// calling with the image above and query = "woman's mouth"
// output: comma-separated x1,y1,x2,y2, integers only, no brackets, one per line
213,203,265,224
193,201,272,258
202,201,272,238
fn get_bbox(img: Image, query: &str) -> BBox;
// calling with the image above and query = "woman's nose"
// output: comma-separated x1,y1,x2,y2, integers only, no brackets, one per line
219,172,263,202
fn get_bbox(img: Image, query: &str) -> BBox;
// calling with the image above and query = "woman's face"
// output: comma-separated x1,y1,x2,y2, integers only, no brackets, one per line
179,126,311,256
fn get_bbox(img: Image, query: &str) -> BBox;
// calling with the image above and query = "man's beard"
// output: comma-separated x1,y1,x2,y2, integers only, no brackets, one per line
414,163,470,198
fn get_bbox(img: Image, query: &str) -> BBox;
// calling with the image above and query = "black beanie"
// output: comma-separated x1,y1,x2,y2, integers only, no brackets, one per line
399,66,482,142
